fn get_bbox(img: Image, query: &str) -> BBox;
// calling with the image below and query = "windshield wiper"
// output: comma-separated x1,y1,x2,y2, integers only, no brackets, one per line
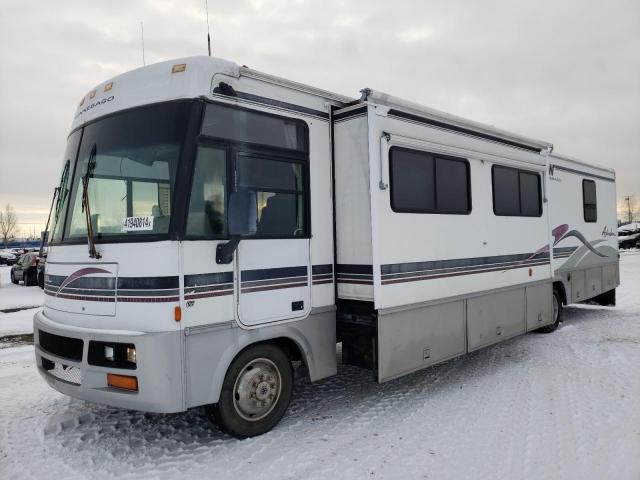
82,145,101,259
40,162,70,257
39,186,60,258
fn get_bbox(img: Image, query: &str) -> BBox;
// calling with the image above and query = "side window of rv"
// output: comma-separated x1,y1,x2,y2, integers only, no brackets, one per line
237,155,307,237
201,103,308,152
582,179,597,222
185,147,228,237
492,165,541,217
389,147,470,214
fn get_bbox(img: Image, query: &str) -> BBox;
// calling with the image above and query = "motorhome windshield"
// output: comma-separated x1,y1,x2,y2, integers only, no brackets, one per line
59,101,191,241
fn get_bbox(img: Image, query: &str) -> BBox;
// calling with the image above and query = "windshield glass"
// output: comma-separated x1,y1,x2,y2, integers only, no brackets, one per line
62,101,191,240
50,130,81,243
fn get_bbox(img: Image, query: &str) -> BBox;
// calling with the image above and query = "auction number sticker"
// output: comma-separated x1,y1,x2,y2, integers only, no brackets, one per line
121,216,154,232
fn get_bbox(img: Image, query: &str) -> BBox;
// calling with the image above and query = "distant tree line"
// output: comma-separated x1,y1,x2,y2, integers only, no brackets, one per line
0,203,18,248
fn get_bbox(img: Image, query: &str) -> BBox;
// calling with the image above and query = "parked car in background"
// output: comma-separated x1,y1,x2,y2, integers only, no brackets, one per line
618,223,640,249
0,249,18,266
10,252,40,286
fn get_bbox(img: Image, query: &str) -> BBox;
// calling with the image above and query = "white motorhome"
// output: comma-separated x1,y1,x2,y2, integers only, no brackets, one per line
35,56,619,438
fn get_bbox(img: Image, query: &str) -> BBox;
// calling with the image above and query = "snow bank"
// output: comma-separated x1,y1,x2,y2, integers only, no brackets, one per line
0,266,44,311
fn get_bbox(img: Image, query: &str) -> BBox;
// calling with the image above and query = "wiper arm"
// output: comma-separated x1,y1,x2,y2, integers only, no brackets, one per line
39,185,60,257
82,145,101,259
40,161,70,257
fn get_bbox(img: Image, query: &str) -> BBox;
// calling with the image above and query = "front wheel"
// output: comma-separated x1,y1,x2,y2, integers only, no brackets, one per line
537,288,563,333
206,344,293,438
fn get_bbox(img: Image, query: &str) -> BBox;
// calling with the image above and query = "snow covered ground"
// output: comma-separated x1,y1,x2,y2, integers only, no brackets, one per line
0,266,43,338
1,255,639,480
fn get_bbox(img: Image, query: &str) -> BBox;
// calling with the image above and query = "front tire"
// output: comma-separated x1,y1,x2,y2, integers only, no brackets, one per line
206,344,293,438
537,288,563,333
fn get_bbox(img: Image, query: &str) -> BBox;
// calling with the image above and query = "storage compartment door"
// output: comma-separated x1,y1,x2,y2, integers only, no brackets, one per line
526,283,553,331
467,288,526,351
377,301,466,382
571,270,586,302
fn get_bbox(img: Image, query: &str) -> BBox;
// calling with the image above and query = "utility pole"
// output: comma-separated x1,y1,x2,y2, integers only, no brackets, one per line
624,196,632,224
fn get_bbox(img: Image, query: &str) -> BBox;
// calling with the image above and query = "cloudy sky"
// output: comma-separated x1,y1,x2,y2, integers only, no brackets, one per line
1,0,639,234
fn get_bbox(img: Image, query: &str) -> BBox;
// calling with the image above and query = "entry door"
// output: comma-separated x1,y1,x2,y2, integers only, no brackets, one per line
235,151,311,326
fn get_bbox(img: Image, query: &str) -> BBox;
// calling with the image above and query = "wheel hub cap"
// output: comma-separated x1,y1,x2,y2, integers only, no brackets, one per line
233,358,282,421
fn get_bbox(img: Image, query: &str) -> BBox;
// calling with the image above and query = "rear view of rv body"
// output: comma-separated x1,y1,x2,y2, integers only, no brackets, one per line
34,56,619,437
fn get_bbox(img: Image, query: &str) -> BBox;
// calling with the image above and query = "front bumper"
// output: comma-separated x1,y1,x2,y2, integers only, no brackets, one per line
34,310,184,413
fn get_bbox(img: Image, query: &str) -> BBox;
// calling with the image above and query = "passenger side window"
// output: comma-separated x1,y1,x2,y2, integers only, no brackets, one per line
185,147,227,237
389,147,470,214
237,155,307,237
582,179,597,222
492,165,541,217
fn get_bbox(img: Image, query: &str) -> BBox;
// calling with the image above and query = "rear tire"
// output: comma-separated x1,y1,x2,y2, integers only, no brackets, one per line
537,288,563,333
10,271,18,285
206,344,293,438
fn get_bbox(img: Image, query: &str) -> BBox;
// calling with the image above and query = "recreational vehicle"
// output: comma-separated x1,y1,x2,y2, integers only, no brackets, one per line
35,57,619,438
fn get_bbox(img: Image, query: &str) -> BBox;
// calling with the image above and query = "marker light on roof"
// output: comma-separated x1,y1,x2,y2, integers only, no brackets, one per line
171,63,186,74
89,90,96,99
104,82,113,92
79,97,85,107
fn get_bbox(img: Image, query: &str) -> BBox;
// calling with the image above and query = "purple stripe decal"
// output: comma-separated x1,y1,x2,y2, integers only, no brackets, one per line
381,260,549,285
57,267,111,296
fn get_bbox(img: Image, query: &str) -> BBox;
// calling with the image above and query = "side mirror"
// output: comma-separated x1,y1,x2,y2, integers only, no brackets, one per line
216,190,257,264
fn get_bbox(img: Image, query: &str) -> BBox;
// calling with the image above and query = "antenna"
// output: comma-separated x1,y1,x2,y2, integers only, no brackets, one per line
140,21,146,66
205,0,212,56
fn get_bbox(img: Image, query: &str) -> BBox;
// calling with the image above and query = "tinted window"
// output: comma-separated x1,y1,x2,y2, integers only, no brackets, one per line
238,156,303,191
493,166,520,215
492,165,541,217
238,155,307,237
519,172,541,216
583,179,597,222
389,148,469,214
436,157,469,213
390,149,435,212
186,147,227,237
202,103,307,152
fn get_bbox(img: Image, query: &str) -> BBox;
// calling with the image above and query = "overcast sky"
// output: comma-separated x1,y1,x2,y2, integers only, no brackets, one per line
1,0,639,234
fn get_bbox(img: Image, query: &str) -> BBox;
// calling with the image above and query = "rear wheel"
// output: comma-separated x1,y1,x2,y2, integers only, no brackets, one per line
206,344,293,438
10,271,18,285
537,288,563,333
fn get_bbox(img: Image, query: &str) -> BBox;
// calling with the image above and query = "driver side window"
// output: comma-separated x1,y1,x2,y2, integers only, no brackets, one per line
237,155,307,238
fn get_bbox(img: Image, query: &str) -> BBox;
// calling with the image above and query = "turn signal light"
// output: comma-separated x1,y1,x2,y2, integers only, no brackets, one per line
174,306,182,322
107,374,138,391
